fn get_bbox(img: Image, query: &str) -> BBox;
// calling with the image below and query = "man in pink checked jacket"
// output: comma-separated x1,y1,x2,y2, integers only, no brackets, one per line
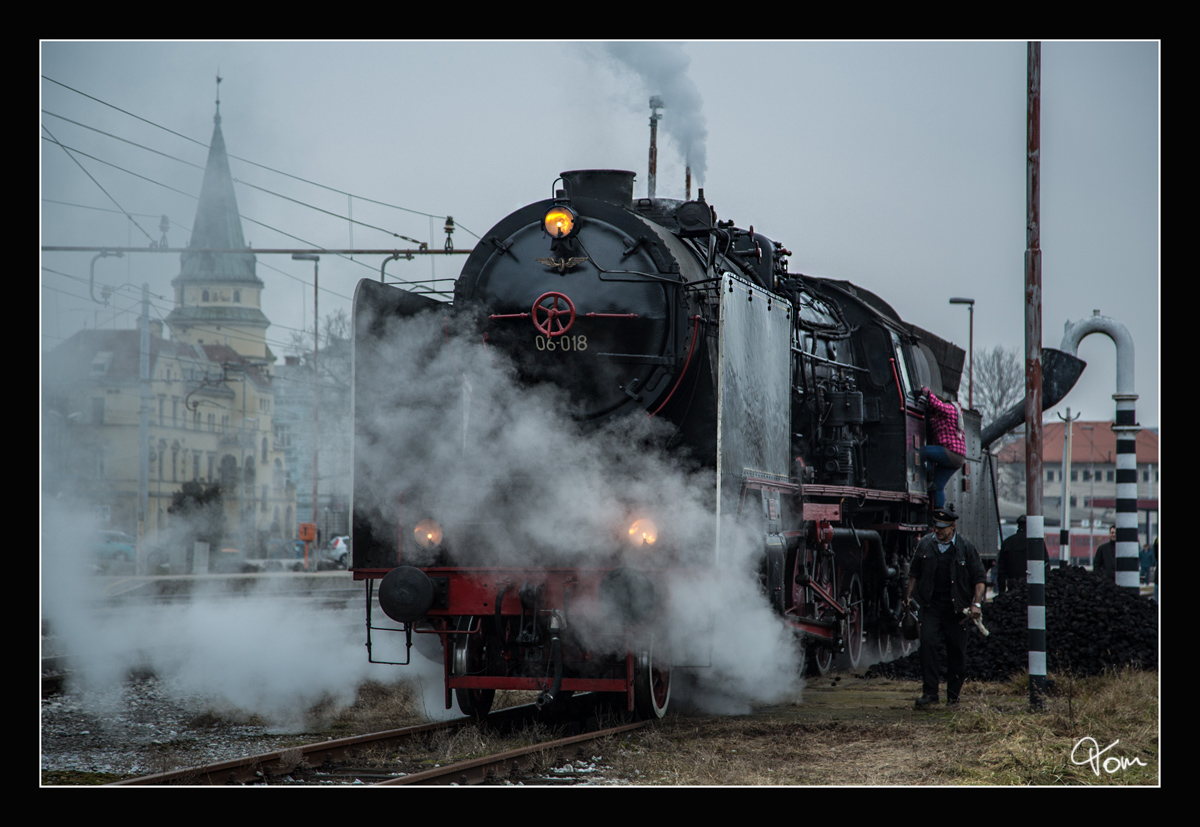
921,386,966,510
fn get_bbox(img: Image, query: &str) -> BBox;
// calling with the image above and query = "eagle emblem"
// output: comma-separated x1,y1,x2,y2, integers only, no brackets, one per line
535,256,588,274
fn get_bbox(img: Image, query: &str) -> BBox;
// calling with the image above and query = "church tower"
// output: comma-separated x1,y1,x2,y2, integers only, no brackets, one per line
166,83,271,362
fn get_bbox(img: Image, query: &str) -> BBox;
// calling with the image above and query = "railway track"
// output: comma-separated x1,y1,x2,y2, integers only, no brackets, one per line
375,720,647,785
108,698,645,786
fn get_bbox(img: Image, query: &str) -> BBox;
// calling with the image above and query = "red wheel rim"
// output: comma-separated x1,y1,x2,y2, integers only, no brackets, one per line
531,292,576,337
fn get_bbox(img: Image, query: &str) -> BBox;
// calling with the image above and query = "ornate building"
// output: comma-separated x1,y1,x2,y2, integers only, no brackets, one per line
43,99,296,571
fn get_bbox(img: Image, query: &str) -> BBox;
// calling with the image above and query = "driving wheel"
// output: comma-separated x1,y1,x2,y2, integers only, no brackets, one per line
838,571,864,671
633,638,671,719
452,616,495,720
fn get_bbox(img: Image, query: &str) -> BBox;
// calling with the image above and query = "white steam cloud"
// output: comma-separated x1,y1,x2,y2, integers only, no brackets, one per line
40,282,803,732
354,303,803,714
587,42,709,188
41,498,377,730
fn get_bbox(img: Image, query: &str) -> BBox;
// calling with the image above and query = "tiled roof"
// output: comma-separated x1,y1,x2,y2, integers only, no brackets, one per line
45,330,192,385
996,420,1158,464
43,329,270,391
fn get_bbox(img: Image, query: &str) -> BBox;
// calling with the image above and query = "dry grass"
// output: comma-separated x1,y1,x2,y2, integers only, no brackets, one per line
321,680,428,735
596,668,1158,786
300,670,1157,786
943,668,1159,785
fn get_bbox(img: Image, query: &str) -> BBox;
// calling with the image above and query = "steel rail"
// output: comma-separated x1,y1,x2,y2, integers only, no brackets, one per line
373,721,649,786
107,704,541,786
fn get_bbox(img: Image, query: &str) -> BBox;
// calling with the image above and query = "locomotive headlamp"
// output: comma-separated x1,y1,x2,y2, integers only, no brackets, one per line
626,518,658,547
413,518,444,549
543,205,577,239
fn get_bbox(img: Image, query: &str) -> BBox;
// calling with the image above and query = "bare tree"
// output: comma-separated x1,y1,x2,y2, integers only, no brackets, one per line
288,308,351,361
973,344,1025,502
322,307,350,346
974,344,1024,439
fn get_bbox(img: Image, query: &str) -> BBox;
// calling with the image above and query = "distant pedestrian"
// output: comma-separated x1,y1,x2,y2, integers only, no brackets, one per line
1093,525,1117,582
995,516,1050,592
995,517,1026,593
1139,544,1154,584
1153,537,1158,604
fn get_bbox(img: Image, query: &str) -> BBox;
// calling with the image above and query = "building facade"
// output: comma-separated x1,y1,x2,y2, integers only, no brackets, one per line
43,102,296,570
996,420,1159,559
274,342,353,547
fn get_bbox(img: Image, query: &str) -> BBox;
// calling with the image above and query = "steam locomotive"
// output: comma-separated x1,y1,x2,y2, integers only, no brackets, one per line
349,169,1082,720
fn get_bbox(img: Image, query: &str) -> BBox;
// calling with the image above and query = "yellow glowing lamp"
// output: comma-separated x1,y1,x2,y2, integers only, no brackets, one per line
627,518,658,547
543,205,577,239
413,518,443,549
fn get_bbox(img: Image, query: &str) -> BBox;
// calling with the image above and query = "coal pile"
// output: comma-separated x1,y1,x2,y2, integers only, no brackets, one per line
866,566,1158,682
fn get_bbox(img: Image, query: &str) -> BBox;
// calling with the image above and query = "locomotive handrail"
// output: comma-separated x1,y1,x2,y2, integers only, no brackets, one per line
487,311,642,321
889,357,906,413
648,315,702,418
789,346,868,373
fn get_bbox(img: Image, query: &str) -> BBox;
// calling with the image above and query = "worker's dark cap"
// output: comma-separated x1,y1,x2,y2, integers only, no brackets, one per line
932,508,959,527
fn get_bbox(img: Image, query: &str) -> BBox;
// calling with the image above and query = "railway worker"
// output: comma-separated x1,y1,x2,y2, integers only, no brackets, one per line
920,386,966,509
905,508,987,709
1092,525,1117,582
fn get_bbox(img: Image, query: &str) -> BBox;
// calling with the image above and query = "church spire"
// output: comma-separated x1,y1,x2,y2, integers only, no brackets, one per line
165,82,270,360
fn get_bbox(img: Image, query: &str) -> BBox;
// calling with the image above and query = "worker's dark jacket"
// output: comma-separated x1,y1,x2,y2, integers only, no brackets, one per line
909,532,986,614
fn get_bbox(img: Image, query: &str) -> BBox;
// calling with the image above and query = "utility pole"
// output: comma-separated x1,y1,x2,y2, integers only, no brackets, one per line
138,283,150,574
1024,41,1047,711
1058,408,1080,567
293,253,321,548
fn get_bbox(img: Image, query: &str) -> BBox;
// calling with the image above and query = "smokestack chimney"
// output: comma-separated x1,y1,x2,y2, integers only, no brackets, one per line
686,166,691,201
648,96,664,199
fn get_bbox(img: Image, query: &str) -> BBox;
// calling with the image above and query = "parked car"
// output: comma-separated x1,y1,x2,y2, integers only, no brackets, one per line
330,536,350,568
93,530,136,571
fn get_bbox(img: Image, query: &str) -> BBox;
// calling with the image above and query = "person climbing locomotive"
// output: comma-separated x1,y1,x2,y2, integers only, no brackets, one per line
921,386,966,509
905,508,987,709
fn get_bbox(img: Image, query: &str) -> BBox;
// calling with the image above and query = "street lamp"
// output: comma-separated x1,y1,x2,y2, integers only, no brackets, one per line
949,297,975,409
292,254,321,543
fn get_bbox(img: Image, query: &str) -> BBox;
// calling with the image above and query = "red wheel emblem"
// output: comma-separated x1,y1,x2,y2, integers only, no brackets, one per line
531,292,576,337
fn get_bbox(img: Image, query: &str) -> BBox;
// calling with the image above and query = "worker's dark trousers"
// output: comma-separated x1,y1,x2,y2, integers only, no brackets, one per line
919,602,967,701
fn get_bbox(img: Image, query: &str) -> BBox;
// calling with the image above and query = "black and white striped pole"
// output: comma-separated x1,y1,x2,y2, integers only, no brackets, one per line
1061,311,1139,595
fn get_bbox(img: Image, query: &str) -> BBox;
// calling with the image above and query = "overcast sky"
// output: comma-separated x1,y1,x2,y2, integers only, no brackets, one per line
40,40,1159,428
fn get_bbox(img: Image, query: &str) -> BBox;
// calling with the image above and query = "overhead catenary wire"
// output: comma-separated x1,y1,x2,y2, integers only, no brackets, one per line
41,77,483,241
42,76,465,365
